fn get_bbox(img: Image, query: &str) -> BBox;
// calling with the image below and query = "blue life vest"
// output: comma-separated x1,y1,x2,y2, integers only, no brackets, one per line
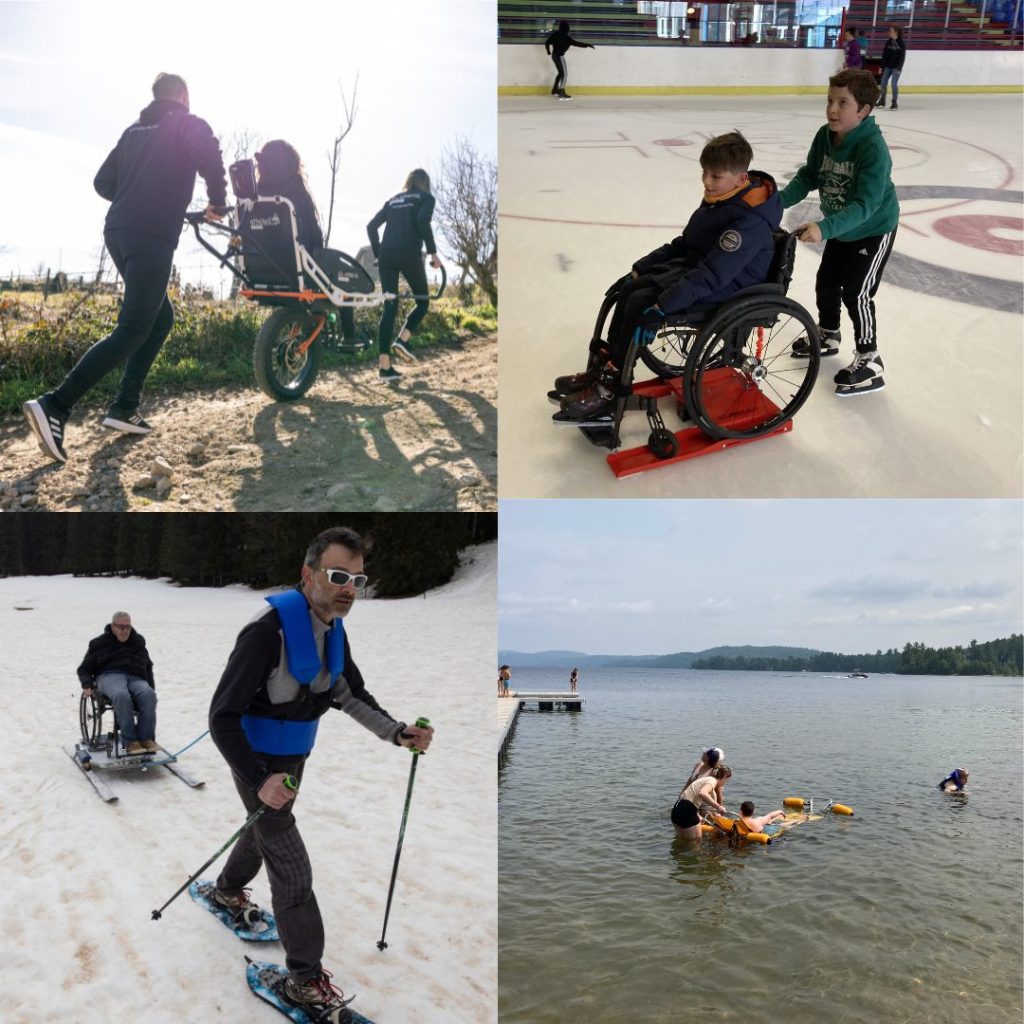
938,770,964,791
241,590,346,757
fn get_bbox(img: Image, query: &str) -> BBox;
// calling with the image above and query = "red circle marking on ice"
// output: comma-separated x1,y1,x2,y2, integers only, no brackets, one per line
653,139,693,147
932,214,1023,257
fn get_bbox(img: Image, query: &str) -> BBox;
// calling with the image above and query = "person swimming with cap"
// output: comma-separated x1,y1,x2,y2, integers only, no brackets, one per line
938,768,969,793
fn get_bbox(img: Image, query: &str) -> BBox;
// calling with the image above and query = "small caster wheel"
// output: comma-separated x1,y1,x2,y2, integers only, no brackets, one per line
648,428,678,460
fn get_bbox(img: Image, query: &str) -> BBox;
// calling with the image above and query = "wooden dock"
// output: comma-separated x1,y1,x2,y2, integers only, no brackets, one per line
498,692,585,768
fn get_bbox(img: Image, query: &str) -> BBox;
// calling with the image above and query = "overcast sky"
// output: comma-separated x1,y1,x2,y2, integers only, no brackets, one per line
0,0,495,289
499,500,1024,656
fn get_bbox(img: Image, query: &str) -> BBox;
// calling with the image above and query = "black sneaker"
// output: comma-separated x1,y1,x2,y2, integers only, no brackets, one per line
392,339,418,362
281,971,354,1024
22,394,68,463
379,365,403,383
792,327,840,358
890,103,898,110
834,350,885,396
102,404,152,435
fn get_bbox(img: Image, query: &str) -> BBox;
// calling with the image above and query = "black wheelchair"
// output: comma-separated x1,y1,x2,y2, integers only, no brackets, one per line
186,159,445,401
557,231,821,470
78,690,146,763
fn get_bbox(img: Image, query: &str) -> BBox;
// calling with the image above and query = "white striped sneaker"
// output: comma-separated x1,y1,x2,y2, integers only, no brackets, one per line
391,339,418,362
102,405,152,434
22,395,68,463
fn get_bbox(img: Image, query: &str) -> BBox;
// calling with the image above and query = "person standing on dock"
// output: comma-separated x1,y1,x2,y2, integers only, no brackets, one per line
499,664,512,698
569,667,578,694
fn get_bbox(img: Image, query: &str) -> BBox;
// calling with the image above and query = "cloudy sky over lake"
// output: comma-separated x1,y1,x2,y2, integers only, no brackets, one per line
499,500,1023,656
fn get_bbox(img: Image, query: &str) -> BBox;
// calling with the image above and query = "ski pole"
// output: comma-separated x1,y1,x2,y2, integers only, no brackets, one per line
151,773,297,921
377,716,430,950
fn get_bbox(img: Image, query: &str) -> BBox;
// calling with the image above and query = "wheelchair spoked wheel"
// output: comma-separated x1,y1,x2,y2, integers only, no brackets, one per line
80,691,104,747
638,322,699,379
684,296,820,440
648,428,680,460
253,307,322,401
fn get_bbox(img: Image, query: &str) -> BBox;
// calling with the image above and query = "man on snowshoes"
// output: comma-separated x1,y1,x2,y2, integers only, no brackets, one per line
209,526,434,1023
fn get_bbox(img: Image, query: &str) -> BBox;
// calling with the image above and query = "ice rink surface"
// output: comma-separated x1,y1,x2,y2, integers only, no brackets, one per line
498,94,1023,498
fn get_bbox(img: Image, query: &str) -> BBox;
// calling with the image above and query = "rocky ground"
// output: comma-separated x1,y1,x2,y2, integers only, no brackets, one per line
0,335,496,511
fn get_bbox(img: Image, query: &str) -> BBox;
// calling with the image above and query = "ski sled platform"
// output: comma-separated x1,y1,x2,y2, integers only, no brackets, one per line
246,959,377,1024
64,742,203,803
557,370,794,477
190,880,279,941
701,797,854,846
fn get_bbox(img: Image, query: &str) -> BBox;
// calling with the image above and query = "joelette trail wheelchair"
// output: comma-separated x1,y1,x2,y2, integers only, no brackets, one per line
555,231,821,477
186,160,445,401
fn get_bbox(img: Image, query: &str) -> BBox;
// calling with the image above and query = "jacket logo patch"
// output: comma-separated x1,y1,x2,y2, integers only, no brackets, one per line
719,230,742,252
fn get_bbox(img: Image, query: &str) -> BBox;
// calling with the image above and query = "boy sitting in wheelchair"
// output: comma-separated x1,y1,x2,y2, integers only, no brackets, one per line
551,130,782,423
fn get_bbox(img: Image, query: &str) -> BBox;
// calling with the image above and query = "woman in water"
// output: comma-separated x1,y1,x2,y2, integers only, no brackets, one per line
671,764,732,841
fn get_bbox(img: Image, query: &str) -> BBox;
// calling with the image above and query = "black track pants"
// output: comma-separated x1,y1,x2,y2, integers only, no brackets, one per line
217,760,325,981
378,251,429,355
551,53,567,93
607,275,662,367
814,229,896,353
52,228,175,414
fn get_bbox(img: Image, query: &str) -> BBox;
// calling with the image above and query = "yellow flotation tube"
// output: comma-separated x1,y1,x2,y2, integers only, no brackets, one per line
701,814,772,844
784,796,855,816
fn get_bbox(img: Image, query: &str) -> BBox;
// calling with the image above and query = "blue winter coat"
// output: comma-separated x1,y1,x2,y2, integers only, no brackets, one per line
631,171,782,315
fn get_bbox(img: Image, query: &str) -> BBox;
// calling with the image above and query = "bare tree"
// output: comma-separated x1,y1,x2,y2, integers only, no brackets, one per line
323,74,359,247
433,136,497,306
225,127,262,165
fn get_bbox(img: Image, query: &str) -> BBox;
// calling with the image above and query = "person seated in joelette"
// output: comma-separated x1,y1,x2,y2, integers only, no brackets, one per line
78,611,158,755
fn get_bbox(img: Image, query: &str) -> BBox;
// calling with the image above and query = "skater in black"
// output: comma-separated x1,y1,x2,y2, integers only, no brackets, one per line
22,73,227,464
254,140,363,347
208,526,434,1024
876,26,906,109
366,169,443,382
544,20,595,100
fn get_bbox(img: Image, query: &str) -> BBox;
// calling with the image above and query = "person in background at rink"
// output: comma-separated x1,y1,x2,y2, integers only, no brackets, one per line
544,20,595,101
876,26,906,110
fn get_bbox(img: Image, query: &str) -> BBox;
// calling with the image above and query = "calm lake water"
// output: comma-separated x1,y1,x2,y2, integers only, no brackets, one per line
499,668,1023,1024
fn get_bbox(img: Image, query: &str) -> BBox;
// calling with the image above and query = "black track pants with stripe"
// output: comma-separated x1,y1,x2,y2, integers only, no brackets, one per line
814,229,896,353
551,53,567,93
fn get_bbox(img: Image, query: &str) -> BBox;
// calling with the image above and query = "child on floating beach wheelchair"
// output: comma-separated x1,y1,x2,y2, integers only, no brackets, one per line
549,132,821,470
185,158,444,401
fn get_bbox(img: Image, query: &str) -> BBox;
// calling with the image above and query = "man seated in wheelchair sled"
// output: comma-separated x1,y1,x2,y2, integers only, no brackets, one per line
550,130,790,427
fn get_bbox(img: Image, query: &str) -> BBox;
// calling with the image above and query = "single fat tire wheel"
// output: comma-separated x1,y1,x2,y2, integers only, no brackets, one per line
648,427,679,460
684,296,820,440
253,308,321,401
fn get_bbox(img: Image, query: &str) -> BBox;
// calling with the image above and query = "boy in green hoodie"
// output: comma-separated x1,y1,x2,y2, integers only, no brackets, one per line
782,69,900,397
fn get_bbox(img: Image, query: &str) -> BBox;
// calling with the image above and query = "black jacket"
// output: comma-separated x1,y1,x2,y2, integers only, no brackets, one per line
367,189,436,258
545,27,589,57
632,171,783,313
881,37,906,70
94,99,227,247
77,625,155,689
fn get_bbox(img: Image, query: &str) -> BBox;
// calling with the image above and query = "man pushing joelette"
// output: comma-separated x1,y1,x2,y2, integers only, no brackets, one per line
208,525,433,1024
